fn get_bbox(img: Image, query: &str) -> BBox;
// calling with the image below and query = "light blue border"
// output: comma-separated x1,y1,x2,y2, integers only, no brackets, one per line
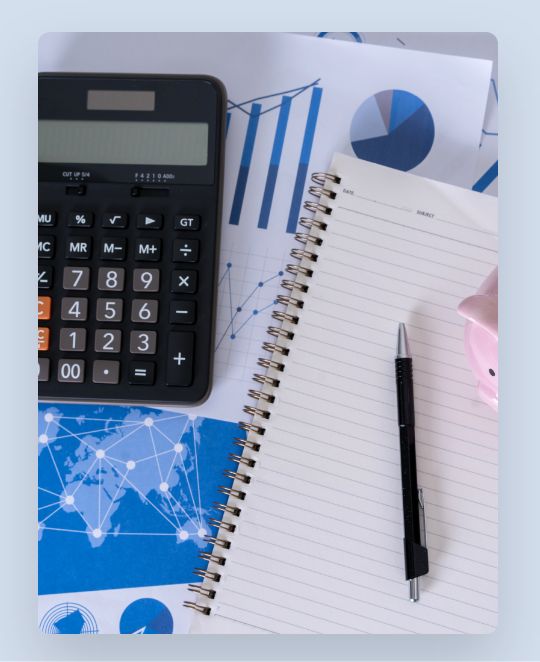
1,1,538,659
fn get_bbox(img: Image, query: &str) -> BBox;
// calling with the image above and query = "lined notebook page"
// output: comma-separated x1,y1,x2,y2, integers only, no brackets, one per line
211,154,498,634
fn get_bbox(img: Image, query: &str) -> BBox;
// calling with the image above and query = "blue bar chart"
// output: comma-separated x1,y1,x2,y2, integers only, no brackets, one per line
286,86,323,234
258,95,292,229
226,80,323,233
472,160,498,192
229,103,261,226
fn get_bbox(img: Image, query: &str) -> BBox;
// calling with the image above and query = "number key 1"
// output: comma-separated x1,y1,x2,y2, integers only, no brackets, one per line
59,328,87,352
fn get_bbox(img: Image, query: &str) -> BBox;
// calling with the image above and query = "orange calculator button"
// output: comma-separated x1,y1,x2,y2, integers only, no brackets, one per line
38,296,52,320
38,327,50,351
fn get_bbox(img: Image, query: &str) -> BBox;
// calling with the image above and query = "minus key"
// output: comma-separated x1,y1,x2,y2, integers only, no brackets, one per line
169,301,196,325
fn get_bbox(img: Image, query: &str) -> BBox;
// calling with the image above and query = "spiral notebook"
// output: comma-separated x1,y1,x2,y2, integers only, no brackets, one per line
186,153,498,634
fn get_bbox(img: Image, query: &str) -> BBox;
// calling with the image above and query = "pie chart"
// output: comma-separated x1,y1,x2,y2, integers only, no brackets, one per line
350,90,435,171
119,598,174,634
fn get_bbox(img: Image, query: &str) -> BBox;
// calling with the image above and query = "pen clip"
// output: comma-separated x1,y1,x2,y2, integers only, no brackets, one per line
418,488,427,548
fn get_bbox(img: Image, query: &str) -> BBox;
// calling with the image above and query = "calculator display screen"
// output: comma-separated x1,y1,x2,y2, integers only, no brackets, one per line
38,120,209,166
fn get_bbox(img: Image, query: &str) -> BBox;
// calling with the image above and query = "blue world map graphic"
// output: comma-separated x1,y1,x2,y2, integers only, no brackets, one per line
38,404,235,595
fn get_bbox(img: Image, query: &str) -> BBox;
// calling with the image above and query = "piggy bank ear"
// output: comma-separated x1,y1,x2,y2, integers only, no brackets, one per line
458,295,498,338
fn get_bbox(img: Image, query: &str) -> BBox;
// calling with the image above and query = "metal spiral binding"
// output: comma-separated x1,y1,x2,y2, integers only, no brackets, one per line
243,404,271,418
234,437,261,452
228,451,256,467
207,517,236,533
248,388,275,403
276,293,304,309
193,567,222,581
294,231,323,246
267,326,294,340
281,279,308,294
203,535,231,549
184,171,338,616
286,263,313,278
262,341,289,356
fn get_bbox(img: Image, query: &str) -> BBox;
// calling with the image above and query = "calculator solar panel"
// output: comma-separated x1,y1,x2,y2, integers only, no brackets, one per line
38,73,226,405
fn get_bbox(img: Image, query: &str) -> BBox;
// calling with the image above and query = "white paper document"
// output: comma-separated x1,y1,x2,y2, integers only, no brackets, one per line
198,154,497,634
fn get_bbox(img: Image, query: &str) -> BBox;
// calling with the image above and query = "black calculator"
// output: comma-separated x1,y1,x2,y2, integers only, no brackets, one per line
38,73,226,405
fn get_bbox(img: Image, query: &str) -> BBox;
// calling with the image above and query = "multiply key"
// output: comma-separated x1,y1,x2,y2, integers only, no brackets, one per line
171,270,197,293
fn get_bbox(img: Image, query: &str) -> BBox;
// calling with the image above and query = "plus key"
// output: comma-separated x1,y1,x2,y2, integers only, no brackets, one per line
166,332,194,386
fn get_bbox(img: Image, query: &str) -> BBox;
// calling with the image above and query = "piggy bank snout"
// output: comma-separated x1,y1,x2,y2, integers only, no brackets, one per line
457,268,498,412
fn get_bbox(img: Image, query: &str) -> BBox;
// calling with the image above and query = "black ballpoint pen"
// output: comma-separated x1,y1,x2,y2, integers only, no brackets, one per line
395,323,429,601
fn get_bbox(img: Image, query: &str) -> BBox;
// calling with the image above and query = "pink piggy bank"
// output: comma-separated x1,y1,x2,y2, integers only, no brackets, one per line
457,268,498,411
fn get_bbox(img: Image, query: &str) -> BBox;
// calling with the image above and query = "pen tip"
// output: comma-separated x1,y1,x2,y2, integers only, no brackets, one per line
409,578,420,602
396,323,411,359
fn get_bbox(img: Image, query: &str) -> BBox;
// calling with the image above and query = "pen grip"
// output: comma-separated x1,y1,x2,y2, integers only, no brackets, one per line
395,358,415,426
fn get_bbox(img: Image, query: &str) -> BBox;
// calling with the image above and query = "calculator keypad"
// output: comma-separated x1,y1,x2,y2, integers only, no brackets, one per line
38,203,210,404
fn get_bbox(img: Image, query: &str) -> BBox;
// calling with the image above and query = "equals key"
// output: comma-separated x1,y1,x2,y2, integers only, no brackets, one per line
169,301,196,325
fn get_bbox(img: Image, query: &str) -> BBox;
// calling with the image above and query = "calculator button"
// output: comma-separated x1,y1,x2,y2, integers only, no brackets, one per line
68,212,93,228
38,236,55,259
63,266,90,291
38,212,56,227
135,239,161,261
98,267,125,292
65,184,86,196
59,327,87,352
57,359,85,383
38,266,53,289
131,300,159,324
96,298,124,322
65,237,92,259
128,361,155,385
92,360,120,384
166,332,194,386
100,237,127,260
95,329,122,353
38,296,52,320
173,239,199,263
130,330,157,354
133,268,160,292
170,301,196,324
137,213,163,229
38,327,50,351
38,357,50,382
102,212,128,229
61,297,88,322
174,214,200,231
171,270,197,293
